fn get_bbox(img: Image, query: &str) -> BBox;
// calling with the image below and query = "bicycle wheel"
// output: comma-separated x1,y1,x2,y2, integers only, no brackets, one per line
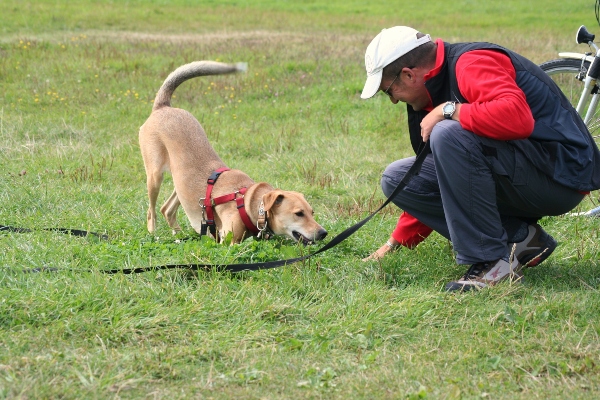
539,58,600,139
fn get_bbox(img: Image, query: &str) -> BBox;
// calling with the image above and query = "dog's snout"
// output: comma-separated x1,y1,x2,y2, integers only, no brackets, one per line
316,228,328,241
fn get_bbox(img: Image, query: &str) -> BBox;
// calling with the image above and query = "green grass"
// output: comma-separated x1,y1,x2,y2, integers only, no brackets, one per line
1,0,600,398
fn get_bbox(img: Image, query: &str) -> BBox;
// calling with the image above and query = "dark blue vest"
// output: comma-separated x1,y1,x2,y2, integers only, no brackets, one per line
407,42,600,191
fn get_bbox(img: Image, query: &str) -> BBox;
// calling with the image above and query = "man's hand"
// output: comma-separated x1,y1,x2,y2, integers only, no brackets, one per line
420,103,461,141
362,237,400,261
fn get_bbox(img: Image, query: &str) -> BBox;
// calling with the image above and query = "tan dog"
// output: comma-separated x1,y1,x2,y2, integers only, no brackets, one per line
139,61,327,244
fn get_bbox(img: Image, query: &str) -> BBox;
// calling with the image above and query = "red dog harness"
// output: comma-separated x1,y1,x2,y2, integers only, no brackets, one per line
200,168,260,239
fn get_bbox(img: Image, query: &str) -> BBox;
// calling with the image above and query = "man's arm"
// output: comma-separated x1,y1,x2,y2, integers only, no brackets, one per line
456,49,535,140
391,211,433,248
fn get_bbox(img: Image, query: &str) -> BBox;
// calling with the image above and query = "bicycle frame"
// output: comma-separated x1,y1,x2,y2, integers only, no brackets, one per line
559,50,599,125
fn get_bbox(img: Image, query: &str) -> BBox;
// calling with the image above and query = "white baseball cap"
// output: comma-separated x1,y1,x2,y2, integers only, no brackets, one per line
361,26,432,99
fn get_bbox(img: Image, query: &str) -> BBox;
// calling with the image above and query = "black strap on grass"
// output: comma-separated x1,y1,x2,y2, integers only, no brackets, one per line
3,142,430,274
0,225,108,240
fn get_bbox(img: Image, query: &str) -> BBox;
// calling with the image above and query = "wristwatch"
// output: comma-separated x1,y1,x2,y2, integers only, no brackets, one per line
442,101,456,119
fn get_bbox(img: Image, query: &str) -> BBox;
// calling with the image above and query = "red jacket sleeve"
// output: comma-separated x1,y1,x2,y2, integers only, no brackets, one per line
391,211,433,249
456,50,535,140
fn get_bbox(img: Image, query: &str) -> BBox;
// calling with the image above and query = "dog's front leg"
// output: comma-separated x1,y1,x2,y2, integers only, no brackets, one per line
230,222,250,244
218,216,242,245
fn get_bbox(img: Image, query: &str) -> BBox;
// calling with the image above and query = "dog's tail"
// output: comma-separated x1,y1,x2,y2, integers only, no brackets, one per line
152,61,248,111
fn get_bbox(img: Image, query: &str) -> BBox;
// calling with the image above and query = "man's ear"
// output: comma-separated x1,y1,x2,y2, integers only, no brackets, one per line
262,191,285,212
402,67,414,82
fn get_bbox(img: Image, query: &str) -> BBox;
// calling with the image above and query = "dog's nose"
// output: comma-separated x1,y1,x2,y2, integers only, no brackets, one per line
315,228,328,241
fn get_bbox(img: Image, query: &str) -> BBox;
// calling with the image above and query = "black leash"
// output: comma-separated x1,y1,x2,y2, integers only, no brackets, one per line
3,142,430,274
0,225,108,240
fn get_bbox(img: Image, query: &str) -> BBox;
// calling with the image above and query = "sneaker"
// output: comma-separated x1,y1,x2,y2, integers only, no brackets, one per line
445,258,522,292
509,224,557,268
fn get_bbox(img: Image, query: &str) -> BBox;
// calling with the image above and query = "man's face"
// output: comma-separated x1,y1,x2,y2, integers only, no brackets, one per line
380,67,430,111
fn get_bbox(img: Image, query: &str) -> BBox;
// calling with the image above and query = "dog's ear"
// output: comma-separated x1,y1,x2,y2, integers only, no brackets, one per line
262,191,285,212
289,191,307,200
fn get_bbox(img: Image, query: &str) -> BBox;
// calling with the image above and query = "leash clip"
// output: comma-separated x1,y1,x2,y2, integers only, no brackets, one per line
257,221,269,238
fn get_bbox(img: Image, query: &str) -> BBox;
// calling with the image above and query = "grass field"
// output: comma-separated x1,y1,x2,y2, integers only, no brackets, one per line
1,0,600,398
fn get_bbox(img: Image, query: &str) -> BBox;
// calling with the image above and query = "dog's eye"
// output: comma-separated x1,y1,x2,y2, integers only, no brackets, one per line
295,211,305,217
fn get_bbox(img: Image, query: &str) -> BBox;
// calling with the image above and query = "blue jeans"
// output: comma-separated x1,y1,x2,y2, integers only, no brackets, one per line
381,120,585,264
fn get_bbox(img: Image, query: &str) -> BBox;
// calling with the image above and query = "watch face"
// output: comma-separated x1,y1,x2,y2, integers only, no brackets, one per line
443,102,455,118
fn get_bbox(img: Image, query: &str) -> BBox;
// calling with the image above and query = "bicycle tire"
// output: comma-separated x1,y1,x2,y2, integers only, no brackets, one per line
539,58,600,138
